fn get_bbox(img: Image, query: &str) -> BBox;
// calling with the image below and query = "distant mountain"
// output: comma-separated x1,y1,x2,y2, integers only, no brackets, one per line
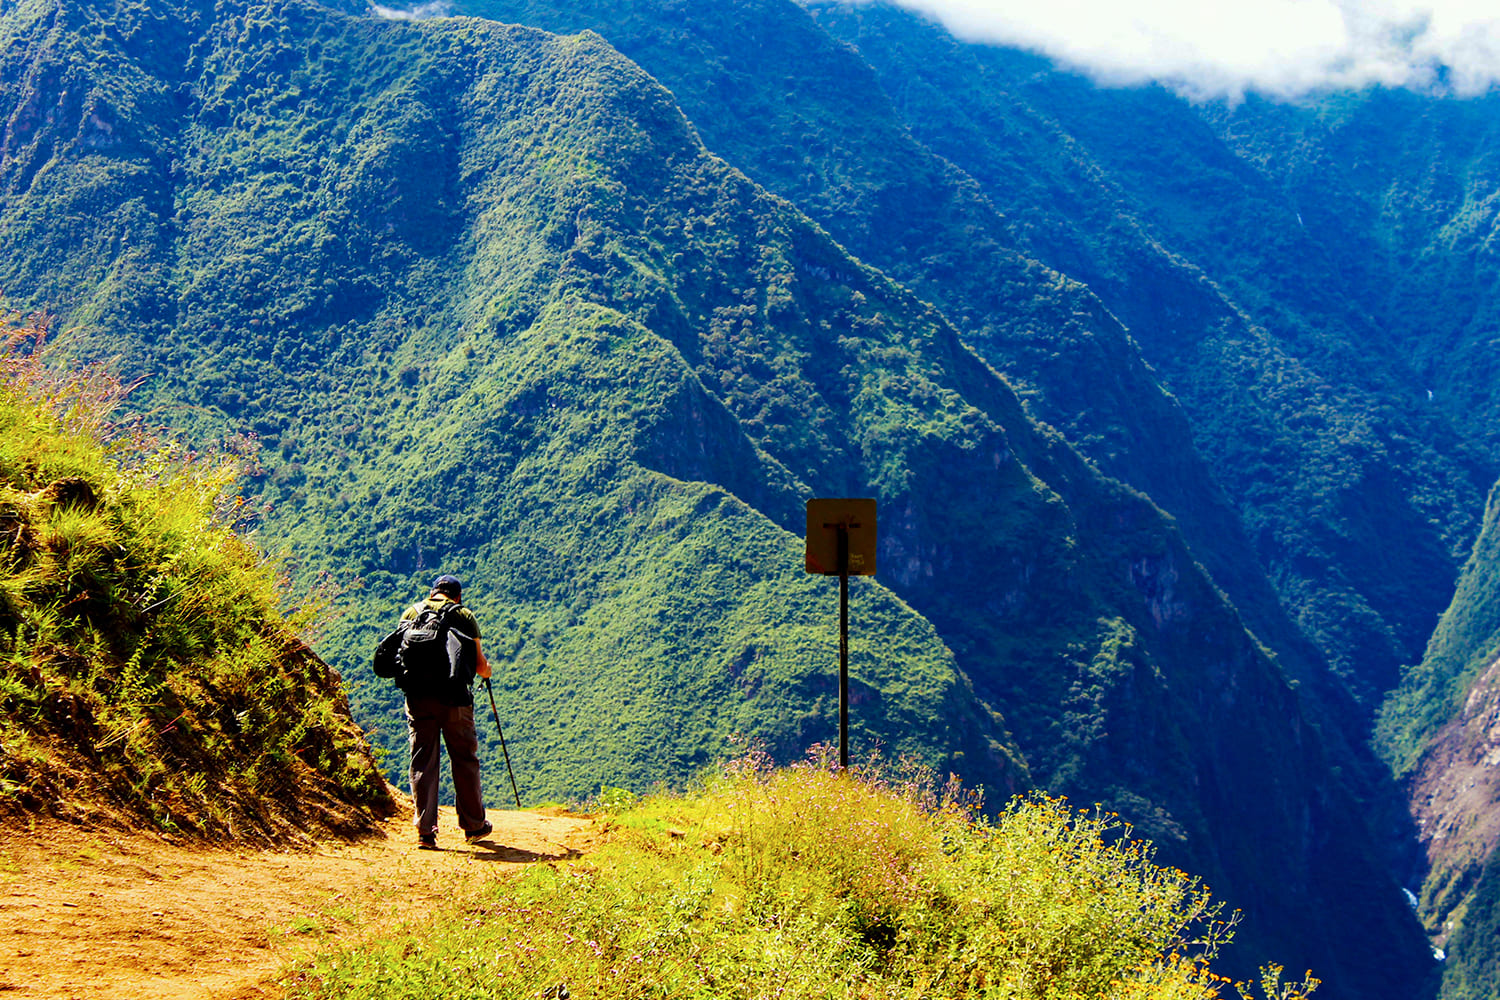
807,6,1490,702
0,0,1446,996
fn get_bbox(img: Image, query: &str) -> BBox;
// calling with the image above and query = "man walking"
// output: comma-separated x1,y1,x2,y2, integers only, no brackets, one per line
400,573,492,849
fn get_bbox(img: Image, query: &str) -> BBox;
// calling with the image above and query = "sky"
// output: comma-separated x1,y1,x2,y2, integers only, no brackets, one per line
863,0,1500,100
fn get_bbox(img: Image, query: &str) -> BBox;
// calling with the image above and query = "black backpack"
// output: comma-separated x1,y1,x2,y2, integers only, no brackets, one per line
373,603,475,697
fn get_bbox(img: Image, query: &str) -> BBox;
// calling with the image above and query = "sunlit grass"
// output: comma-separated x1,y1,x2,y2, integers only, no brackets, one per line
283,748,1317,999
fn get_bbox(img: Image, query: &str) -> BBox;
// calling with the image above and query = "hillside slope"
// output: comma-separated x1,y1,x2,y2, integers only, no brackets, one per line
455,0,1329,692
0,1,1435,994
452,0,1458,909
458,0,1488,730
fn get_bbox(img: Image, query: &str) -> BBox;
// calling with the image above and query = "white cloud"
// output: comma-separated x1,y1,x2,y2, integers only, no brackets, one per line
370,1,453,20
865,0,1500,99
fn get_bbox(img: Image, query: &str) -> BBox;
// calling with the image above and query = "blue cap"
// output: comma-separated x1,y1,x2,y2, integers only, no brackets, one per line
432,574,462,597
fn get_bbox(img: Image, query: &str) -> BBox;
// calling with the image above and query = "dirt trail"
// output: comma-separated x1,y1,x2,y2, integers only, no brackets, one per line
0,804,597,999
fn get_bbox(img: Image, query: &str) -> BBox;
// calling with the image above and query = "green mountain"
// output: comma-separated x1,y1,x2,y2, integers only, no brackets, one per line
0,0,1445,995
456,0,1341,708
463,5,1500,989
449,0,1460,916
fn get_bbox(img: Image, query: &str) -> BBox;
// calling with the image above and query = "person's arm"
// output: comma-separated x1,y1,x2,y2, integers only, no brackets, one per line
474,637,491,679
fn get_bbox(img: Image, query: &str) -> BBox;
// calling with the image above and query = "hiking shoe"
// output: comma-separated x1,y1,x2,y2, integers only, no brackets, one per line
464,820,493,843
418,832,437,850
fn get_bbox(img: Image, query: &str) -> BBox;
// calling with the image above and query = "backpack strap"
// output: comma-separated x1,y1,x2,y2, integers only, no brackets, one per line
434,599,476,642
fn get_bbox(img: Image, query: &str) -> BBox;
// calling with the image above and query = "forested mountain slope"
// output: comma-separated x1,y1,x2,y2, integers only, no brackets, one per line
462,0,1490,726
0,0,1439,996
458,0,1368,747
454,0,1465,903
803,4,1492,716
1197,91,1500,465
803,11,1500,990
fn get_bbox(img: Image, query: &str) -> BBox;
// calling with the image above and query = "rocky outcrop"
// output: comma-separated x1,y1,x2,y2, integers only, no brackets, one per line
1410,654,1500,949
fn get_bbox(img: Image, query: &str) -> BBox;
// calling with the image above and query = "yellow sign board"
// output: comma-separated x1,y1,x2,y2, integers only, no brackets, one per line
805,498,877,576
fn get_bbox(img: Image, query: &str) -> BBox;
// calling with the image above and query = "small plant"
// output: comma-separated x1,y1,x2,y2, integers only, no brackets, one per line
594,785,637,814
287,915,328,937
1237,964,1321,1000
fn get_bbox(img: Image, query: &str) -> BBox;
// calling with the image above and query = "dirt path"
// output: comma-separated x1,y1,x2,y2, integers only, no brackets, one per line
0,803,598,1000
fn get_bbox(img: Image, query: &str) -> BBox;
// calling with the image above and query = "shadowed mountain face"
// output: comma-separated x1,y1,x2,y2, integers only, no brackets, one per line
0,0,1447,995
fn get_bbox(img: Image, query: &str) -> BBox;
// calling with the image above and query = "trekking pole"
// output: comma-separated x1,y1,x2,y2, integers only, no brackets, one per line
484,676,523,808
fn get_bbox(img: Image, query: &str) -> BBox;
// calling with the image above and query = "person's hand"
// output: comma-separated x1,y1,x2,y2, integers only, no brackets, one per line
477,652,491,679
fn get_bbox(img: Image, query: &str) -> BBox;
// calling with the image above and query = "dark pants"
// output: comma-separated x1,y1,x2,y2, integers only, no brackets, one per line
405,695,486,836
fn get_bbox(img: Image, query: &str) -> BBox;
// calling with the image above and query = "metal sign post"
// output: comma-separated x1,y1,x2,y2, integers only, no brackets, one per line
806,498,877,769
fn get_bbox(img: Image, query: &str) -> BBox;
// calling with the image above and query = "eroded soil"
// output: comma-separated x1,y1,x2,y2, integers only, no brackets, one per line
0,803,596,999
1410,653,1500,944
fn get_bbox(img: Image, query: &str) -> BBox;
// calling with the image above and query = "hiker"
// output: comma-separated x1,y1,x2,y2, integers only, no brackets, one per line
398,574,493,849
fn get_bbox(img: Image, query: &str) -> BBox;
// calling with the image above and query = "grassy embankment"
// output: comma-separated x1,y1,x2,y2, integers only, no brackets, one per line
283,750,1317,1000
0,315,392,839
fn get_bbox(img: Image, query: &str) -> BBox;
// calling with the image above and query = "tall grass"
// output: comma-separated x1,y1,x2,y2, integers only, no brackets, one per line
0,312,392,839
283,748,1317,999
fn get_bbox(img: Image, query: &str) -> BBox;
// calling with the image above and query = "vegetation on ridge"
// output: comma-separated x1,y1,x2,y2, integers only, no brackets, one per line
459,0,1485,722
0,316,393,839
283,750,1319,1000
